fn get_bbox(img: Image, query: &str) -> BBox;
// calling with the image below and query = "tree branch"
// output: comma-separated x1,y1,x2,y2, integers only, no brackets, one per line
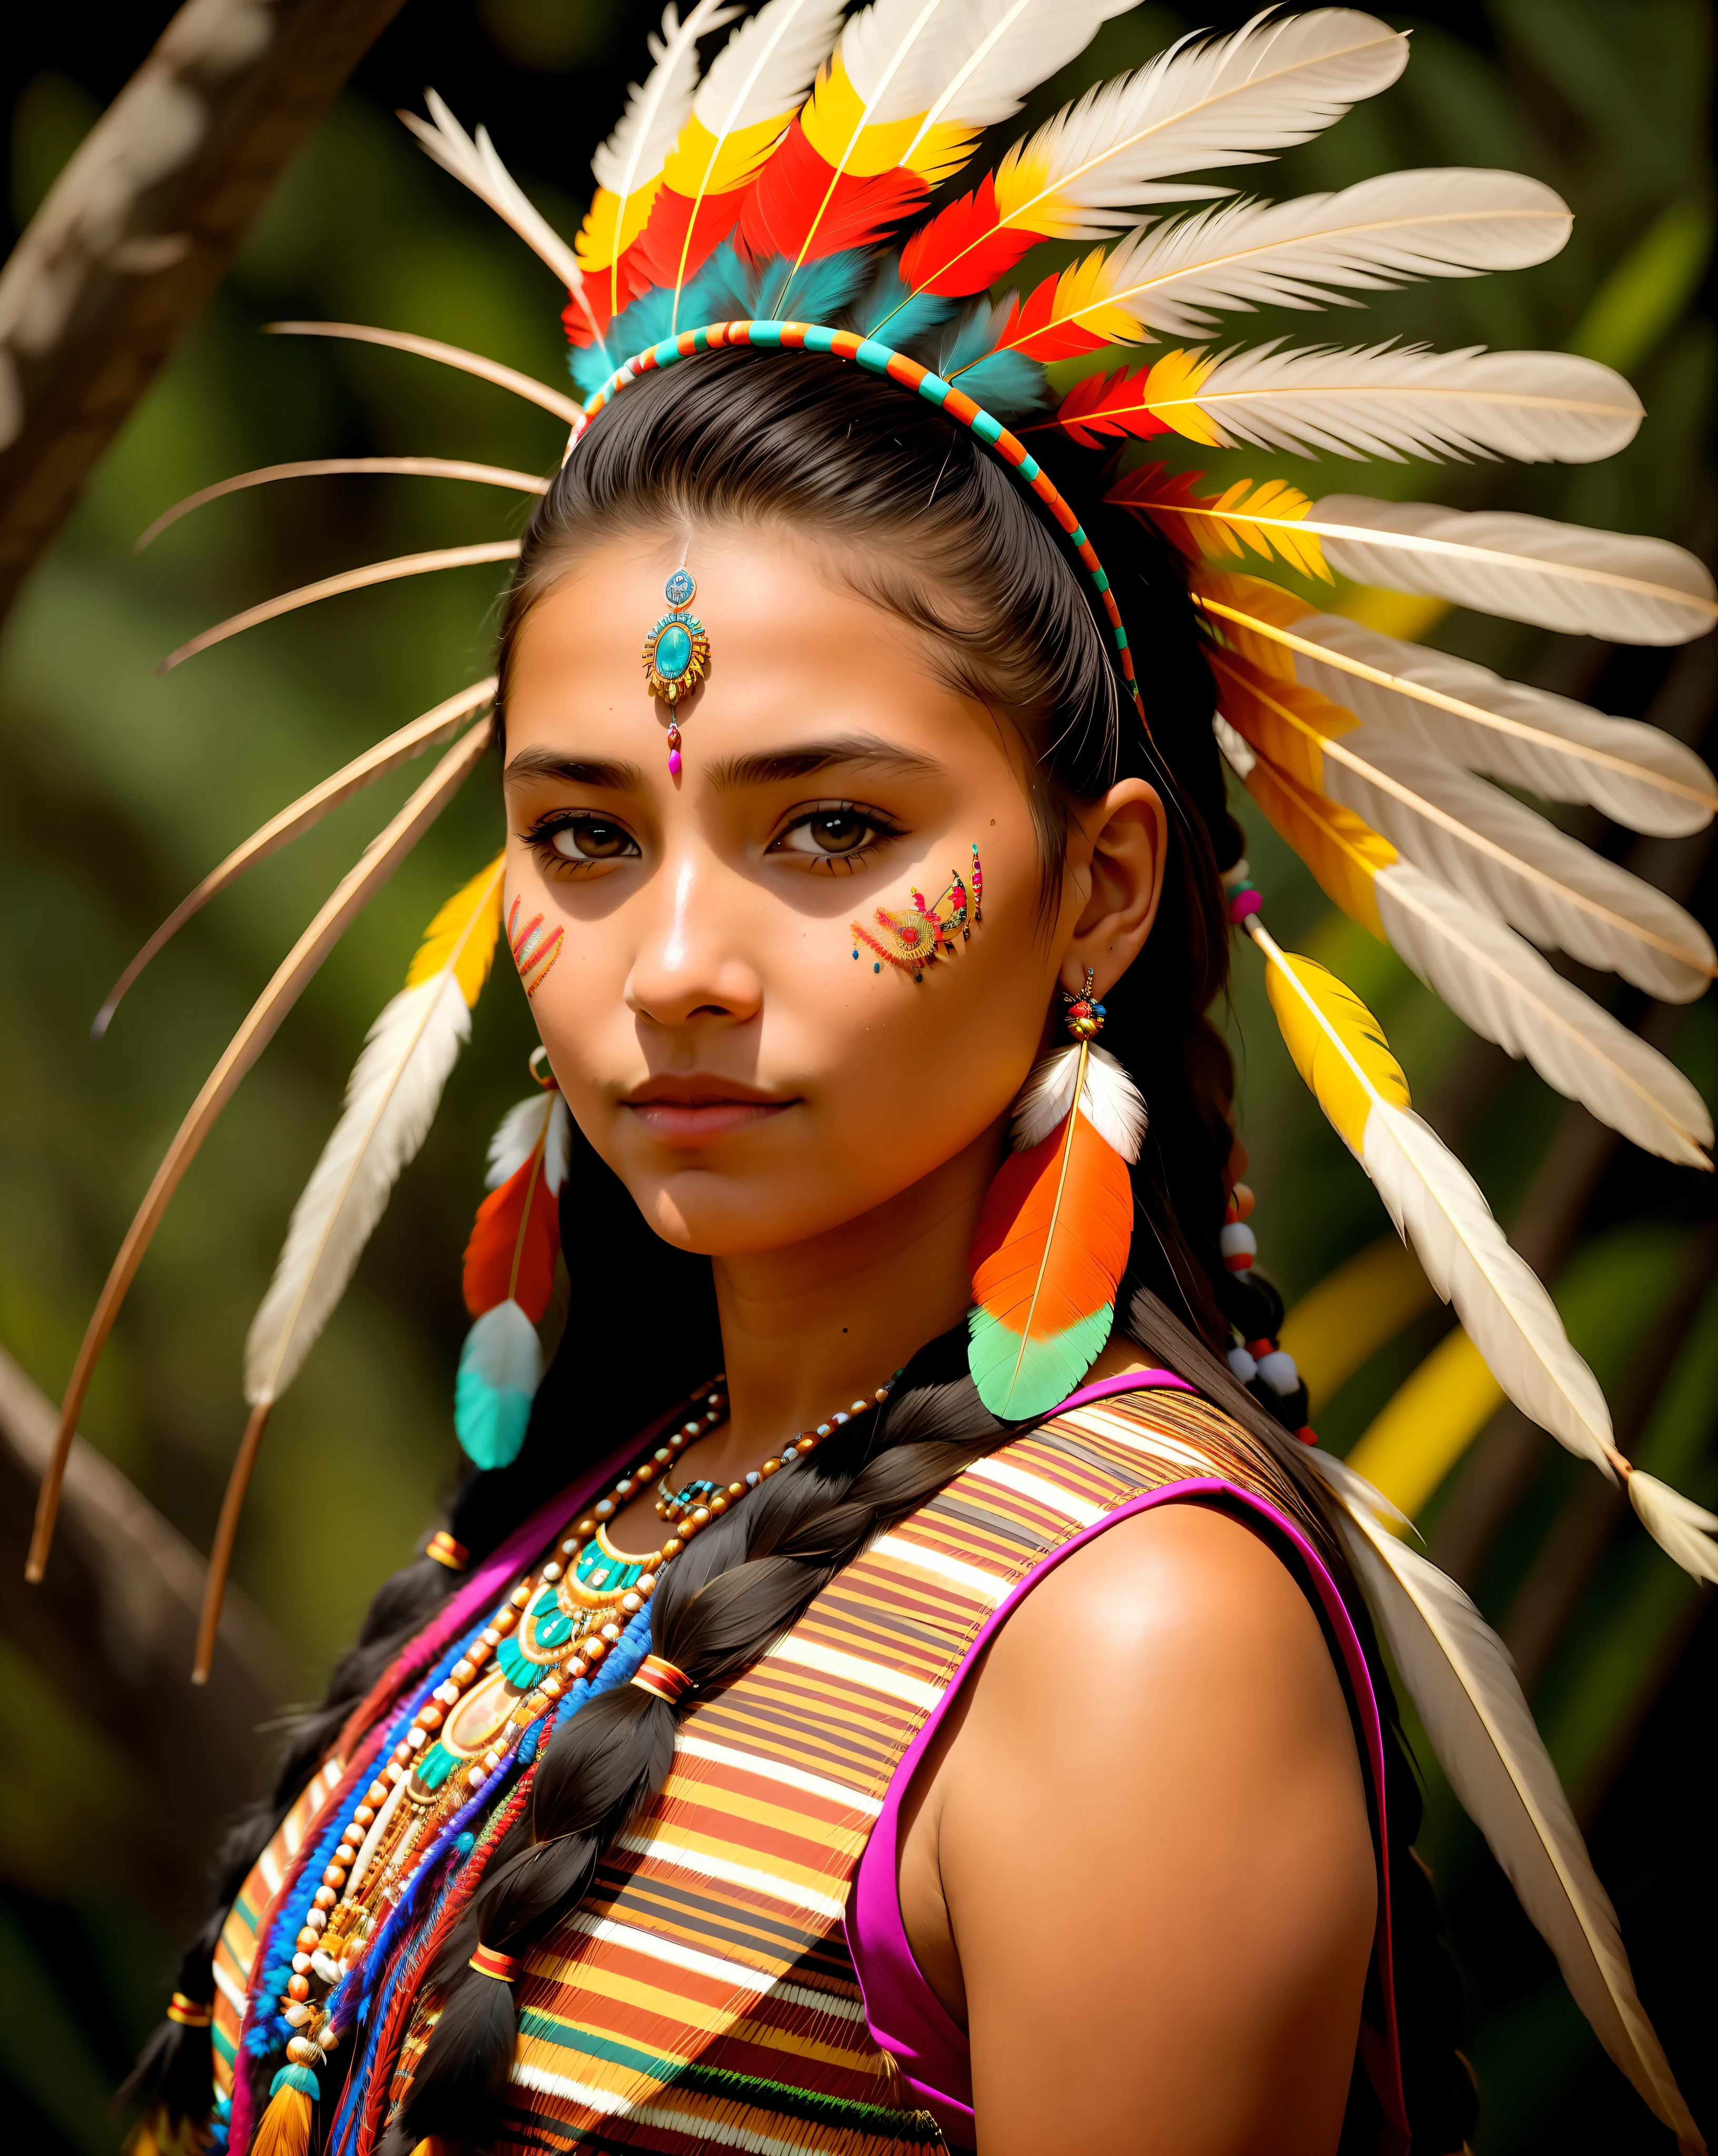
0,0,408,621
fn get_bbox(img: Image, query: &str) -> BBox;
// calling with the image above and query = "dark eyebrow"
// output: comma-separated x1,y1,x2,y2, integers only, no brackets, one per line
705,735,945,790
502,746,646,791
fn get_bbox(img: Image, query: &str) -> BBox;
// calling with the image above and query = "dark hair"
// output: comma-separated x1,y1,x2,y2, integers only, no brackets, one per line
137,347,1469,2154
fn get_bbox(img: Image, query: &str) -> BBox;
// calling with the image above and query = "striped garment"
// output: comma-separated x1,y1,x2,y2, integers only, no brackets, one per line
213,1755,346,2098
221,1385,1344,2152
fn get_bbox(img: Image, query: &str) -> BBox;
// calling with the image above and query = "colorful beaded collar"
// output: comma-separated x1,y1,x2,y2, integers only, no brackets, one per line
570,320,1147,735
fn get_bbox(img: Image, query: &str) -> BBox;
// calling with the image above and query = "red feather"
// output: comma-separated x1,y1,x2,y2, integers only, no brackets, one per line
898,178,1040,298
1104,461,1217,563
1051,365,1176,449
629,186,751,295
738,118,928,264
462,1147,561,1321
561,244,657,350
987,271,1112,366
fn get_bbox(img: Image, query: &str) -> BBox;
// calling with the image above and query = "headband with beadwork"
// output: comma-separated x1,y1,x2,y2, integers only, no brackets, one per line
573,318,1146,730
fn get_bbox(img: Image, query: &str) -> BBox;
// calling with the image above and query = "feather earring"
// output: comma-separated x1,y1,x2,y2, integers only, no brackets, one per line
968,974,1146,1418
455,1056,573,1469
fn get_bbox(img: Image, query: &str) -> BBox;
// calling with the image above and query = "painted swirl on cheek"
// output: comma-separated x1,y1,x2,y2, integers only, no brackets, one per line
852,844,984,982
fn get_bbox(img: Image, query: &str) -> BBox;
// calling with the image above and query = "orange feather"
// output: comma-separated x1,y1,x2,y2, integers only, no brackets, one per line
968,1100,1133,1419
462,1144,561,1321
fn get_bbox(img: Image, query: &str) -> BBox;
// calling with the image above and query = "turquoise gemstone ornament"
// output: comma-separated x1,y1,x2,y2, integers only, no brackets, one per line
642,567,710,773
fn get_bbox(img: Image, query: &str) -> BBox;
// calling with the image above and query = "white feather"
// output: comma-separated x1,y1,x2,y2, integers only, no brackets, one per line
1627,1471,1718,1585
903,0,1137,153
1285,612,1715,836
404,94,585,294
837,0,977,129
996,9,1409,236
1323,728,1716,1000
1310,495,1718,645
1374,861,1713,1166
484,1090,573,1193
1101,169,1571,341
591,0,739,203
1010,1041,1147,1160
1173,340,1641,463
460,1298,544,1394
1306,1449,1703,2147
244,976,471,1406
693,0,846,135
1359,1100,1617,1479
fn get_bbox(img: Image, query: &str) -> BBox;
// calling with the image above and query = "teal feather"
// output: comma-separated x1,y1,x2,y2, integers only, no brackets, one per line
937,301,1001,378
748,250,870,324
954,348,1047,421
852,261,957,353
681,240,754,324
269,2063,320,2098
454,1360,532,1469
569,285,681,393
967,1301,1115,1420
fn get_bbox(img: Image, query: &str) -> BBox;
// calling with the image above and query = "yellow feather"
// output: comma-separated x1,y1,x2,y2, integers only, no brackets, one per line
405,854,505,1006
1258,936,1409,1157
1210,646,1361,790
1129,472,1331,580
800,52,970,179
1191,565,1314,677
1032,245,1150,349
1225,741,1396,939
1136,346,1224,443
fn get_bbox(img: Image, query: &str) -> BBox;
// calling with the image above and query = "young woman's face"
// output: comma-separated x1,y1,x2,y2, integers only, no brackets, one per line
502,524,1143,1259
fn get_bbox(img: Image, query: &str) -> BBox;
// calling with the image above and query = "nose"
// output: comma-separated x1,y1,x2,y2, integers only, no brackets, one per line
624,849,763,1032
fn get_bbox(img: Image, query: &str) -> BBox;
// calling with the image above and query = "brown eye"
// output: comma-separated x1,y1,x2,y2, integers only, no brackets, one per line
773,803,901,860
806,810,867,853
552,820,636,861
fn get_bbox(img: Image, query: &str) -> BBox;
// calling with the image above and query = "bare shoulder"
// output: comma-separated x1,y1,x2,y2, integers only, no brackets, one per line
977,1496,1352,1739
923,1497,1380,2154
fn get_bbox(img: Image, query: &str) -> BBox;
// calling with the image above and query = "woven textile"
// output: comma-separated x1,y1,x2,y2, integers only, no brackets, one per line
220,1385,1337,2152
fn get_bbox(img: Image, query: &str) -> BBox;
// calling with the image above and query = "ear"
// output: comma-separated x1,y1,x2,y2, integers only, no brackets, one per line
1060,779,1168,1000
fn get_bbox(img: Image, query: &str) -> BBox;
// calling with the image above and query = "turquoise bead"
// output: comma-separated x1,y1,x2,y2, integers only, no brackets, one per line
654,621,693,678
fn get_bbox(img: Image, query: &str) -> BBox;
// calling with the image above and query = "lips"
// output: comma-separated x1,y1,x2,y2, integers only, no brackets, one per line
621,1078,796,1146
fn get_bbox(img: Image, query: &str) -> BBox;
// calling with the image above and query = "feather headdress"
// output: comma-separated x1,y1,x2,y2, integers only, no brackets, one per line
31,10,1714,2132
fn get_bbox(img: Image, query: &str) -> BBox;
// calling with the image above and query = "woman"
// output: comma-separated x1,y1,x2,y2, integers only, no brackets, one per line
62,6,1712,2153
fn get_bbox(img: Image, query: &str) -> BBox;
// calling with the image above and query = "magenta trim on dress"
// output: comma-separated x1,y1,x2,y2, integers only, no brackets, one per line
844,1465,1408,2150
1051,1366,1194,1413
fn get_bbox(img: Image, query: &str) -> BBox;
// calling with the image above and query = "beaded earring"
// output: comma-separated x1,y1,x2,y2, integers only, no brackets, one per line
641,564,710,775
852,844,983,981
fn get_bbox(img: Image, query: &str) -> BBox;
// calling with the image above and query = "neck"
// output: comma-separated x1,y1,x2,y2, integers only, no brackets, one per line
710,1124,1001,1459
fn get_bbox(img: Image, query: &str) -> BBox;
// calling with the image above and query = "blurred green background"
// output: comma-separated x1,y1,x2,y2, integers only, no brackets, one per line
1,2,1713,2150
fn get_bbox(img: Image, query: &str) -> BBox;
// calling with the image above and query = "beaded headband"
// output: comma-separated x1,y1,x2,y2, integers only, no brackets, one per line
571,321,1147,736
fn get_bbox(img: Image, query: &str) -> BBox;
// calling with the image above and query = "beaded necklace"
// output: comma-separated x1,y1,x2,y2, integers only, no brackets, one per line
271,1372,896,2085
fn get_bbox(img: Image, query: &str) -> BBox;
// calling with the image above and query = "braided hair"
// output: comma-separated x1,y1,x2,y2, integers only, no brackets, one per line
134,345,1471,2153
